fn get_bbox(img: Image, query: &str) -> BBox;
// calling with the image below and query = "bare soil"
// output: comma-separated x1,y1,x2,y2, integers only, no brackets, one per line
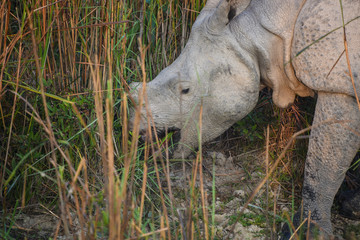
166,148,360,239
6,142,360,240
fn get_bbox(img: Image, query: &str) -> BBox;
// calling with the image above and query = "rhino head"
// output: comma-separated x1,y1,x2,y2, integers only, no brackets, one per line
130,0,258,158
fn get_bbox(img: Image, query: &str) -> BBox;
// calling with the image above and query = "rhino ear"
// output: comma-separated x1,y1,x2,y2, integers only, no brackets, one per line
207,0,250,33
207,0,234,32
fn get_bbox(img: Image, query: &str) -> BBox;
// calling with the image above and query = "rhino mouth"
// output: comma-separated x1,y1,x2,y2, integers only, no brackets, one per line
139,127,181,158
158,127,181,155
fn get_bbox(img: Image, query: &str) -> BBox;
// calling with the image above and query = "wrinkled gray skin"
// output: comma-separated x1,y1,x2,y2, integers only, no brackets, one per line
130,0,360,237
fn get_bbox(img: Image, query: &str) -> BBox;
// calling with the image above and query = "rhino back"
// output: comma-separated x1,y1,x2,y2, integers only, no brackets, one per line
292,0,360,97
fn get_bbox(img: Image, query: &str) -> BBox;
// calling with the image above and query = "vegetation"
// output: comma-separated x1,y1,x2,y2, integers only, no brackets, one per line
0,1,214,239
1,0,358,239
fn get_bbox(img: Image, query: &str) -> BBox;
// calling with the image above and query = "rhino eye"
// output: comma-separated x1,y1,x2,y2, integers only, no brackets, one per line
181,88,190,94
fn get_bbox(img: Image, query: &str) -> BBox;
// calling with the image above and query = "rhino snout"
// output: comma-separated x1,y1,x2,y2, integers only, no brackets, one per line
136,126,183,158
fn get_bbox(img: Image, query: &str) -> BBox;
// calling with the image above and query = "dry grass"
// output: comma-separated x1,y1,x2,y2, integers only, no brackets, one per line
0,1,208,239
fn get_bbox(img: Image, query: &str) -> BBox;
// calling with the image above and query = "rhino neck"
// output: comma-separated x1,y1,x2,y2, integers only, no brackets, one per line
230,0,313,108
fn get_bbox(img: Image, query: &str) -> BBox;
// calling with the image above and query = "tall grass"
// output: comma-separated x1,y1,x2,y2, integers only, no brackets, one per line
0,1,208,239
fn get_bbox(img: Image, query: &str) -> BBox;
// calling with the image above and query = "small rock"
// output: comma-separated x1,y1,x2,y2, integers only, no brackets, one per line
214,214,228,226
234,189,246,198
281,206,290,213
216,152,227,166
215,226,224,238
233,222,264,240
238,206,252,214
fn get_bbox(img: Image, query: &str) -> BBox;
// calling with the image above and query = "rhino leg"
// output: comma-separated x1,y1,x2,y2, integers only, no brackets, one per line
301,92,360,235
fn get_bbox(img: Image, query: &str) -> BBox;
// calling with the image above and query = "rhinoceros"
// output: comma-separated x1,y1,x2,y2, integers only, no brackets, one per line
130,0,360,237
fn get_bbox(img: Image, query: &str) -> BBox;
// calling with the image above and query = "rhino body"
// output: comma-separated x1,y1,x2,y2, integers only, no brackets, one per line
130,0,360,237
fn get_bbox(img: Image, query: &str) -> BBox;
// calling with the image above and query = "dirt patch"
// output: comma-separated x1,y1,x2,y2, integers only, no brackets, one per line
4,209,60,240
166,150,274,239
166,149,360,239
5,150,360,239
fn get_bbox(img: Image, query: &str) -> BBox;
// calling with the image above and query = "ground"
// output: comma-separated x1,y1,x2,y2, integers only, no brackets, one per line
6,128,360,239
166,146,360,239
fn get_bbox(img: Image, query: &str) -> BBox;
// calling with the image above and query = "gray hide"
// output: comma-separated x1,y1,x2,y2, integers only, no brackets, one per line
130,0,360,237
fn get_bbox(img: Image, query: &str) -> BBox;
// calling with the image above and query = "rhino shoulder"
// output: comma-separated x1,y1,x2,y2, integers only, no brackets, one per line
292,0,360,97
236,0,314,108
